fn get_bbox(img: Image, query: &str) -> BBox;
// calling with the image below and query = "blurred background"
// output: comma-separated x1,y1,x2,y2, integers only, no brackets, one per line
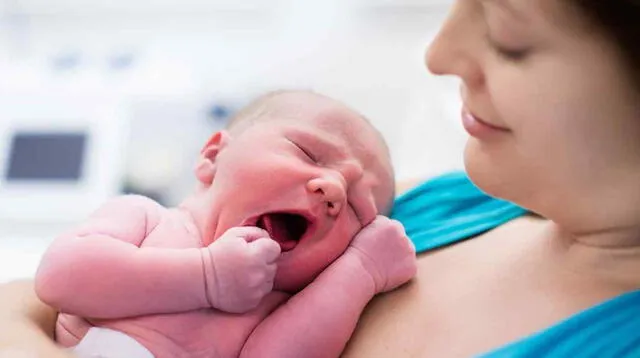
0,0,464,282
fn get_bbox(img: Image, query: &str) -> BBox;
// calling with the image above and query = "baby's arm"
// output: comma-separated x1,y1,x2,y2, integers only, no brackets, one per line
35,195,212,318
240,216,417,358
36,195,280,318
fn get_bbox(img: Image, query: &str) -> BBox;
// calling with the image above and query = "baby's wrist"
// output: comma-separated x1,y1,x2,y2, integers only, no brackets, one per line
339,249,385,295
199,247,219,309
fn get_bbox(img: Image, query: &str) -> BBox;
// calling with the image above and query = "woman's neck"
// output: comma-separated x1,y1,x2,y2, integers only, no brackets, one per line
544,220,640,290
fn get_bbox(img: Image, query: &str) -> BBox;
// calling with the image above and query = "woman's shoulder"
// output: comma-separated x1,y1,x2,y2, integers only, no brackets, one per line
343,215,546,357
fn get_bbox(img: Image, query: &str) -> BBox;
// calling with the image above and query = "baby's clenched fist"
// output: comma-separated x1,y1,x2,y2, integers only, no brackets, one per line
345,216,417,293
201,227,280,313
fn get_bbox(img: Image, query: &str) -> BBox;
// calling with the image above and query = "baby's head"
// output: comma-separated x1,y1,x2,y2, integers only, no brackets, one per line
188,90,394,292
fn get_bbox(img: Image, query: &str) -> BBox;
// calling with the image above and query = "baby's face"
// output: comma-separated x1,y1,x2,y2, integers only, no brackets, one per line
205,93,393,292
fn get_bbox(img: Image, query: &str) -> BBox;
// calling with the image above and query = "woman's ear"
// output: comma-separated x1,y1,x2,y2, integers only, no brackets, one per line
194,131,231,186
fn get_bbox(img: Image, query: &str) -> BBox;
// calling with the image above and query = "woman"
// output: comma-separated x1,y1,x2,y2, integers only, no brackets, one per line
2,0,640,356
343,0,640,356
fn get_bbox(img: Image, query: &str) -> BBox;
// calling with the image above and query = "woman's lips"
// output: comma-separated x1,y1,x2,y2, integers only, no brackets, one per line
461,109,510,138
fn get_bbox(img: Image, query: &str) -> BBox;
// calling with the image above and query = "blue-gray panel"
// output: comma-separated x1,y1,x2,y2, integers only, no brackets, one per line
6,132,87,181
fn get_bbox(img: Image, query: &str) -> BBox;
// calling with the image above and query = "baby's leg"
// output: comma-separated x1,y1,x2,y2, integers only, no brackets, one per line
72,327,154,358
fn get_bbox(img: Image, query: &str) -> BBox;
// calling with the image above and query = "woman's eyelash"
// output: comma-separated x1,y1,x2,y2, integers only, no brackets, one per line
486,35,530,61
495,46,529,61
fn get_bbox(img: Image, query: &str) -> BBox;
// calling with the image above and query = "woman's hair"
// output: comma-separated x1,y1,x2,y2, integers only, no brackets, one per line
570,0,640,89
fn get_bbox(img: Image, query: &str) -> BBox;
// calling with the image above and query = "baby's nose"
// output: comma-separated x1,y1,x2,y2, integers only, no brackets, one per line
307,175,347,217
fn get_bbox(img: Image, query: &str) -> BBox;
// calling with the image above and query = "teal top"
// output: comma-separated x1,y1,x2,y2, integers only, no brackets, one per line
391,172,640,357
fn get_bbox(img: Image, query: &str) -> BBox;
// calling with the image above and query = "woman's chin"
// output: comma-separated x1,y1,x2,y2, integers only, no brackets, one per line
463,140,510,200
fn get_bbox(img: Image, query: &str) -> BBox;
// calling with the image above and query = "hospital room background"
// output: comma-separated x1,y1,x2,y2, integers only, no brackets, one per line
0,0,463,283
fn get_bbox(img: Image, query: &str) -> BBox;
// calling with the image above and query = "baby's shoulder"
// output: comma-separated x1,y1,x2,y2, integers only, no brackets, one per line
104,194,164,211
105,195,169,234
97,194,167,223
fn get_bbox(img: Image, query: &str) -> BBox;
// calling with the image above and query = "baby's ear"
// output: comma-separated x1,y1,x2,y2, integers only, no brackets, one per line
194,131,231,185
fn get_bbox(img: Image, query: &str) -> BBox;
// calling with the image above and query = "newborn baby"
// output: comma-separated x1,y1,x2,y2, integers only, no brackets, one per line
35,90,417,358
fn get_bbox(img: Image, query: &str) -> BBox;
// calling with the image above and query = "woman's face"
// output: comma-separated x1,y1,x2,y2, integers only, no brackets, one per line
426,0,640,229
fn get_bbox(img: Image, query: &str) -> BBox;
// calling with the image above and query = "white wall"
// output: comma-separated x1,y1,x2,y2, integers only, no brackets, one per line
0,2,465,201
0,1,470,281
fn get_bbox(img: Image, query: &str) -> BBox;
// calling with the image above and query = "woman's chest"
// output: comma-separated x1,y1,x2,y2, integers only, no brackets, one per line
343,218,624,357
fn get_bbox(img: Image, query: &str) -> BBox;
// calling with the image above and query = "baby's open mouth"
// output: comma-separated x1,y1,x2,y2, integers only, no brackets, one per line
256,213,310,252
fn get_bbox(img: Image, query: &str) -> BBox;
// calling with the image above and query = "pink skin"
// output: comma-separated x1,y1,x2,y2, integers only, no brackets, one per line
35,93,414,357
202,227,281,313
183,94,395,293
427,0,640,234
461,108,510,139
240,215,417,358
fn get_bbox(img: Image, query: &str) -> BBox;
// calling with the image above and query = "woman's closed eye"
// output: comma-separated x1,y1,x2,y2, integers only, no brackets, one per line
486,34,531,62
481,3,533,63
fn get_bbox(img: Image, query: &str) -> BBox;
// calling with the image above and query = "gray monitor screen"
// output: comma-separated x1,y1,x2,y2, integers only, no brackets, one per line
6,132,87,181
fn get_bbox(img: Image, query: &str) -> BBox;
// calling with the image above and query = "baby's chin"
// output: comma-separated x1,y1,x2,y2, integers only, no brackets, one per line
271,234,352,292
272,260,325,293
273,270,313,294
272,280,301,294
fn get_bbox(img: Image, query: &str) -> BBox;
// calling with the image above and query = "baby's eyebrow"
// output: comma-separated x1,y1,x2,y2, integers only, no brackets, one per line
292,129,347,158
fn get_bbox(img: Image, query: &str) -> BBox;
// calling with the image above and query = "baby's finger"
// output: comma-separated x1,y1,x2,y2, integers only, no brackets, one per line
260,280,274,295
265,263,277,280
248,238,281,263
260,269,276,293
226,226,271,242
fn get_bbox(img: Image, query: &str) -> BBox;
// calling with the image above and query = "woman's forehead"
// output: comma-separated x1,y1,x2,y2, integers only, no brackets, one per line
482,0,590,31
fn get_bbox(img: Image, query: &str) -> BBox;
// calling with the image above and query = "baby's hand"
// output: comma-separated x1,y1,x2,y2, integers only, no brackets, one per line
202,227,280,313
345,216,417,294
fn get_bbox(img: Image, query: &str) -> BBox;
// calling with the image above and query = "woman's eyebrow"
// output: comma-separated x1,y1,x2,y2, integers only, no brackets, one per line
484,0,528,22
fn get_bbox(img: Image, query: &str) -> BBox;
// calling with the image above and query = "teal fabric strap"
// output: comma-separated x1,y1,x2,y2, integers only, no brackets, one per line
390,172,640,356
391,171,527,253
481,290,640,357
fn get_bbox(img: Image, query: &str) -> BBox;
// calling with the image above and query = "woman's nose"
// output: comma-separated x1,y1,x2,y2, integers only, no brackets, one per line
425,1,485,87
307,175,347,217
